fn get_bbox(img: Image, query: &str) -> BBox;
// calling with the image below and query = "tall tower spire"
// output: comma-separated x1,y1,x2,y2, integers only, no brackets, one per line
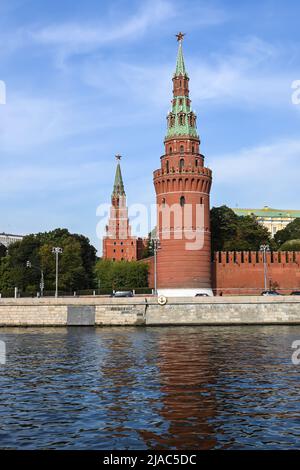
175,32,187,76
112,155,125,197
153,34,213,296
166,33,197,140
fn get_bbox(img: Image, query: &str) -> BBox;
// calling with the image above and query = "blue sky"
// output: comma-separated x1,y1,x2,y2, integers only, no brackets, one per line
1,0,300,252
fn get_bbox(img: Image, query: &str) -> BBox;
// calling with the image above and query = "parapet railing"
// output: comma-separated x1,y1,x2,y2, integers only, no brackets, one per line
0,287,153,299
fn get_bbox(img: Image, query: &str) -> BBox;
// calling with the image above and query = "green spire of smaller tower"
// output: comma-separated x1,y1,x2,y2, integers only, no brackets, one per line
112,155,125,196
175,32,187,77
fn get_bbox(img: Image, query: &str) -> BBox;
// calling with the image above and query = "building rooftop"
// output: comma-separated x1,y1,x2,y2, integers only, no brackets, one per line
233,207,300,218
0,232,24,238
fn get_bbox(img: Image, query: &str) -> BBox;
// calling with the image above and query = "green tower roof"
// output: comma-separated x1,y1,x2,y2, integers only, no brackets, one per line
112,159,125,196
166,36,198,139
175,40,188,77
174,33,188,77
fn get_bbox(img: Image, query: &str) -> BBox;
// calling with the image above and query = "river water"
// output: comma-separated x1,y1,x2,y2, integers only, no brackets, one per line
0,326,299,449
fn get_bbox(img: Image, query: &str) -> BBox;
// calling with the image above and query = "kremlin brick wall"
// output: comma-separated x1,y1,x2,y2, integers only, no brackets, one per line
212,251,300,295
143,251,300,295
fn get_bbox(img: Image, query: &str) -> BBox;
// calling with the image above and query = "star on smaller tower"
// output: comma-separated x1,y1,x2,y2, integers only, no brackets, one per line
115,154,122,161
176,32,185,42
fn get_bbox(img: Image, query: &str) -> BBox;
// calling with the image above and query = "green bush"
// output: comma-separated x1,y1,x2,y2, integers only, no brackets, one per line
275,219,300,246
279,239,300,251
95,259,149,290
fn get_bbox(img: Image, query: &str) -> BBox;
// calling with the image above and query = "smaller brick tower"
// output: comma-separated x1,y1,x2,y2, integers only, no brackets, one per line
103,156,146,261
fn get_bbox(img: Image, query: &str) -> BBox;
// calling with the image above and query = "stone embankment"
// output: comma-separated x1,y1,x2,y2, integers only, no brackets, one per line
0,296,300,326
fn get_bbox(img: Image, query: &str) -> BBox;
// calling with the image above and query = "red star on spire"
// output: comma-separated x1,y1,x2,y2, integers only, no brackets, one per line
176,32,185,42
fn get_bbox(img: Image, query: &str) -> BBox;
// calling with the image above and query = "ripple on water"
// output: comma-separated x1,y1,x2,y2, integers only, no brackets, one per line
0,325,300,449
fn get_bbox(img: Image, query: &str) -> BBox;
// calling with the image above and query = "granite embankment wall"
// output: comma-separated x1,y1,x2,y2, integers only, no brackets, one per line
0,298,145,326
0,296,300,326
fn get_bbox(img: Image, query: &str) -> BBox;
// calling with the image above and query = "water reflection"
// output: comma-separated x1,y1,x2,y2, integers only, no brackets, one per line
140,330,218,449
0,326,299,449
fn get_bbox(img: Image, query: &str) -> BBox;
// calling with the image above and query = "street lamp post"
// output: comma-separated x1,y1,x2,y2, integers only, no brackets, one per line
152,238,161,295
52,247,63,298
26,261,45,297
260,244,270,291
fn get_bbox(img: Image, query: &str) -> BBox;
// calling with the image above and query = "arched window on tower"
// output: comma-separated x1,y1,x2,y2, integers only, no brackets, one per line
179,114,185,125
195,159,198,167
180,196,185,207
180,145,184,154
179,158,184,171
162,198,166,207
168,114,175,128
166,160,169,172
192,145,195,154
169,146,172,154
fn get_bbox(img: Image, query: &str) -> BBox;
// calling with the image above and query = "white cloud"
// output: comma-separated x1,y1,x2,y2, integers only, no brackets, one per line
0,160,112,195
81,59,171,108
30,0,174,52
79,35,293,113
0,91,148,153
189,37,290,107
210,138,300,207
191,37,290,107
0,0,173,65
0,95,72,152
0,0,228,66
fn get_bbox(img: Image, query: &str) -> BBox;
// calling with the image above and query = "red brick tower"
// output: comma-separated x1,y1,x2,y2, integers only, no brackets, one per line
103,156,143,261
153,33,213,295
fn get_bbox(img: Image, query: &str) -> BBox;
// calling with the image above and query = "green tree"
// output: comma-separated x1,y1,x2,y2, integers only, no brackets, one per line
279,239,300,251
140,232,155,258
94,259,114,289
0,256,12,293
211,206,239,252
0,229,97,294
72,233,97,287
211,205,273,253
275,219,300,246
0,243,7,258
95,259,148,290
224,215,272,251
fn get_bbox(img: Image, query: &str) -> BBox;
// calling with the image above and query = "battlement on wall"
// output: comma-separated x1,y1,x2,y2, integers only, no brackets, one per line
213,251,300,295
213,251,300,265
